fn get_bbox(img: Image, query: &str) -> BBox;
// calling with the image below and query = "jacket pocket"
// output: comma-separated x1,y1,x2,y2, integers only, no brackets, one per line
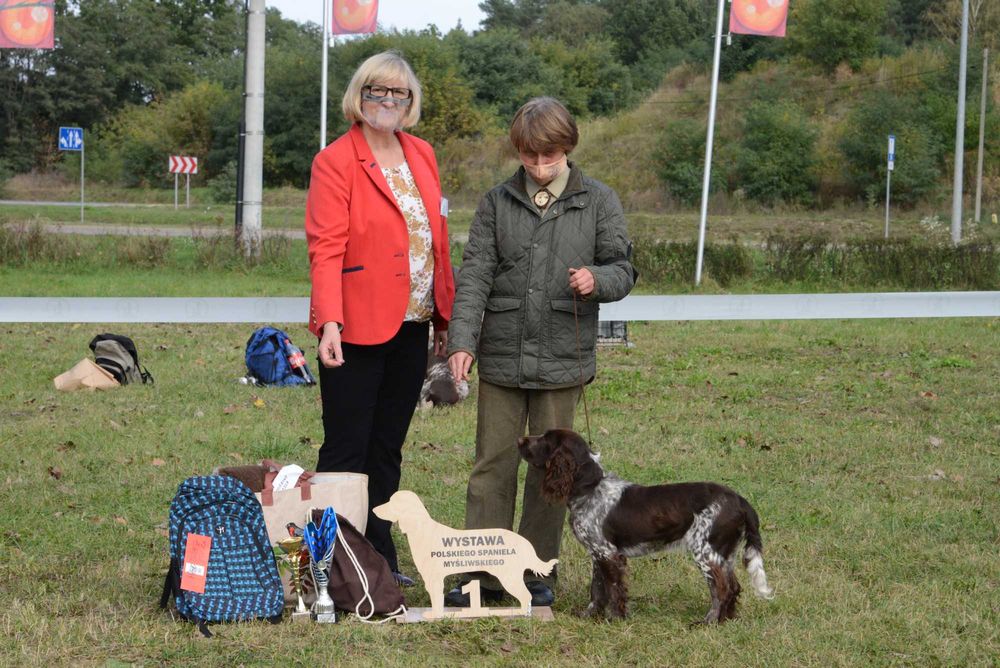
548,298,598,359
479,297,521,357
342,265,364,274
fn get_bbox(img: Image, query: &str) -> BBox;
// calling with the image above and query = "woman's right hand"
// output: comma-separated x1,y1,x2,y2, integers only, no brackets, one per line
318,321,345,368
448,351,474,383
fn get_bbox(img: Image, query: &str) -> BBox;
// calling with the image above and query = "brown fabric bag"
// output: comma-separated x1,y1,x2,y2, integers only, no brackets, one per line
312,511,405,619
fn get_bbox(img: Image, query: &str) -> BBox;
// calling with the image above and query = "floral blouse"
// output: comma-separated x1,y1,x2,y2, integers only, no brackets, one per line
382,161,435,322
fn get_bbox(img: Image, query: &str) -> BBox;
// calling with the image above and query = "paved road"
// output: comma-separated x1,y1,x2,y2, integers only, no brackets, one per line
27,222,470,242
0,199,170,208
36,223,305,239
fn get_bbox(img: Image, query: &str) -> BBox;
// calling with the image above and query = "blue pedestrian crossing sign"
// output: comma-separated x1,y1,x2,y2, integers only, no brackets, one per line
58,127,84,151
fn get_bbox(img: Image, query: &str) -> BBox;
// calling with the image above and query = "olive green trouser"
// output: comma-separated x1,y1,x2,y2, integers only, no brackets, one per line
460,379,581,590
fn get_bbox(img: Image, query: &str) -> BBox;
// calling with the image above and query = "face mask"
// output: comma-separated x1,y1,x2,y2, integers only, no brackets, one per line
522,155,567,186
362,103,404,133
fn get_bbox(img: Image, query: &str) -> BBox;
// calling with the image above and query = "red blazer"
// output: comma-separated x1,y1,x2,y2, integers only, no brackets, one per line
305,123,455,344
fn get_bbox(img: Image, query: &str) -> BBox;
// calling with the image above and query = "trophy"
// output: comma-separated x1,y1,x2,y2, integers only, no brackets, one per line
276,534,311,623
304,507,339,623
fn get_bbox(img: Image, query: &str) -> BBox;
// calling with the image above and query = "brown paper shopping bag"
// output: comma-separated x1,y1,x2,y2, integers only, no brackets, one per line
259,466,368,605
54,358,119,391
257,470,368,545
217,462,368,604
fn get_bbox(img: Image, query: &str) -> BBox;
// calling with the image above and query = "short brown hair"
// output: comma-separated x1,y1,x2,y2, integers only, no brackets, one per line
509,97,578,155
342,51,422,128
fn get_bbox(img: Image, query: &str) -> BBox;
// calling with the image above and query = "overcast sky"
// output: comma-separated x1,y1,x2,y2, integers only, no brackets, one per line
266,0,485,33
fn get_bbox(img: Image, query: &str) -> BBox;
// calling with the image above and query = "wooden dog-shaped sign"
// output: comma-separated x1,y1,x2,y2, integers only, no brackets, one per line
373,490,557,619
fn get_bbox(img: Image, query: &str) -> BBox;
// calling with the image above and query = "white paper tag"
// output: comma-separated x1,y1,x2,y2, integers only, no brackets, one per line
271,464,305,492
440,197,449,217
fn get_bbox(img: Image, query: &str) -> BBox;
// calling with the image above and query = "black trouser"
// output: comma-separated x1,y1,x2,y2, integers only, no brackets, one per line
316,320,428,573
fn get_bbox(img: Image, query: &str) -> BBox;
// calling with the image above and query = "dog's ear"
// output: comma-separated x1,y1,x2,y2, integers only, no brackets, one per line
542,441,578,503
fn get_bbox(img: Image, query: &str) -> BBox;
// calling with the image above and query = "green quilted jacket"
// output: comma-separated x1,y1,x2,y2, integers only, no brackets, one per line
448,164,637,389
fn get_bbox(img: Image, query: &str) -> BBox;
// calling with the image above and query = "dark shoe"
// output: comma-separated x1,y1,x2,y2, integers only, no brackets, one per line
526,581,554,607
444,584,503,607
393,571,415,587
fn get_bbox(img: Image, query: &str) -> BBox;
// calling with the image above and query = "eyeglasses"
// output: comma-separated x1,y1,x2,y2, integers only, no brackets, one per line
363,84,412,100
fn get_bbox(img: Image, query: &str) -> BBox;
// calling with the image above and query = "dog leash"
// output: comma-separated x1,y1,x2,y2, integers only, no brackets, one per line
573,295,594,447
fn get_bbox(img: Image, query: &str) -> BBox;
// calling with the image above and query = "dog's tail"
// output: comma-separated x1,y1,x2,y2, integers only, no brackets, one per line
529,558,558,579
740,497,775,600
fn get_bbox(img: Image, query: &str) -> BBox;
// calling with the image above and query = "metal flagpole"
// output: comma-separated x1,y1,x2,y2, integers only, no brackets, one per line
695,0,726,285
974,48,988,224
950,0,970,244
320,0,329,150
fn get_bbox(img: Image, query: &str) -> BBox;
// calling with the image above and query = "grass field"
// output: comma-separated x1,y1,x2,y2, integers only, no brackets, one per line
1,318,997,666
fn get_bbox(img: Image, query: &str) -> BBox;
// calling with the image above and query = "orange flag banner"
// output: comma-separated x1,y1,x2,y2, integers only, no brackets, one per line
0,0,55,49
729,0,788,38
331,0,378,35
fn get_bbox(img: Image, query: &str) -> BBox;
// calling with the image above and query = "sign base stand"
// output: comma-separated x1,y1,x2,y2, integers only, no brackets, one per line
396,606,554,624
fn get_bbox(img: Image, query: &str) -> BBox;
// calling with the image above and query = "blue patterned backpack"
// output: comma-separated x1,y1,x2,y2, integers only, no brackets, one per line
160,475,284,636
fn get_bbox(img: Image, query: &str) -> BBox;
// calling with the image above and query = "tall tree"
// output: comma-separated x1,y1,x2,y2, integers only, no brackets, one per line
599,0,710,66
478,0,549,33
924,0,1000,49
787,0,889,73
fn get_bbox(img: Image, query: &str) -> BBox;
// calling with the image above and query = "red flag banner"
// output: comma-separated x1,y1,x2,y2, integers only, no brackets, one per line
331,0,378,36
729,0,788,38
0,0,55,49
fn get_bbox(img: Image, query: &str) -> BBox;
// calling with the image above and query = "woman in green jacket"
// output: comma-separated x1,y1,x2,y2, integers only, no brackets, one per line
446,97,637,607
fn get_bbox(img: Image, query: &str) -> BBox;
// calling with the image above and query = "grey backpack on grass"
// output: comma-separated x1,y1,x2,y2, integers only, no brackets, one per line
89,333,153,385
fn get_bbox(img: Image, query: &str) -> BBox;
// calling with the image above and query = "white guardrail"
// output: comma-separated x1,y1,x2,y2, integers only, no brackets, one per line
2,293,999,323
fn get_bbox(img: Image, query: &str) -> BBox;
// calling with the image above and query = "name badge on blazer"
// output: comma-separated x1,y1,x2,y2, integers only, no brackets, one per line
440,197,449,217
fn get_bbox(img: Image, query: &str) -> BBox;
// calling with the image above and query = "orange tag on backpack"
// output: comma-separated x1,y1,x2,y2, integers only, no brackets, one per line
180,533,212,593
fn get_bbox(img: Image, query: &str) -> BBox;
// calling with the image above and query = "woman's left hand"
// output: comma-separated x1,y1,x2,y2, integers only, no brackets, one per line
433,330,448,357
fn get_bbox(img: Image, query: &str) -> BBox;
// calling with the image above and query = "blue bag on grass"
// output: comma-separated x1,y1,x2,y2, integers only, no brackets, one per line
245,326,315,386
160,475,284,637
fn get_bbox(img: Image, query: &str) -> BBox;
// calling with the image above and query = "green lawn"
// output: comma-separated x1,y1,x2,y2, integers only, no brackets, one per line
1,318,997,665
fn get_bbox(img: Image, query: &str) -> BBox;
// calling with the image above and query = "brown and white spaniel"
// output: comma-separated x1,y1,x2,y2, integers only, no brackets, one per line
518,428,774,623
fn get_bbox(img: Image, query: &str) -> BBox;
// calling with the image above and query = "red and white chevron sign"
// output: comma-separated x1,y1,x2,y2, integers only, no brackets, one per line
169,156,198,174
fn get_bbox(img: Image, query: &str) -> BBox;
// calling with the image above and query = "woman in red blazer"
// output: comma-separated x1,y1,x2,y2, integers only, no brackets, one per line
305,51,455,583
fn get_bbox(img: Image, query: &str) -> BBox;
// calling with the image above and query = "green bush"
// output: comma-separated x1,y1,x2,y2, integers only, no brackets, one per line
95,81,229,187
208,161,239,205
631,237,753,287
0,222,84,266
735,101,818,206
114,237,172,269
0,159,14,197
704,241,755,286
838,91,944,206
850,238,1000,289
654,118,717,206
764,233,842,282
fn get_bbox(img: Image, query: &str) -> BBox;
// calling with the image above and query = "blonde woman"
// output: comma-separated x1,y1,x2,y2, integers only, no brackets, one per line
305,51,455,584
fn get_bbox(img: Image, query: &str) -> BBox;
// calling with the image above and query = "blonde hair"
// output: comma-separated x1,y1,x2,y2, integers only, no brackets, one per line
509,97,578,155
342,51,422,128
